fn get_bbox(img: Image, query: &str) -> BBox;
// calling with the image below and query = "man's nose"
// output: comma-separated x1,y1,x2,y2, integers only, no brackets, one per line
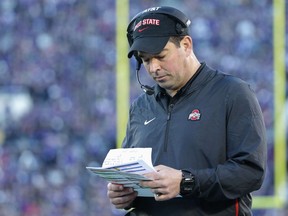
149,58,161,73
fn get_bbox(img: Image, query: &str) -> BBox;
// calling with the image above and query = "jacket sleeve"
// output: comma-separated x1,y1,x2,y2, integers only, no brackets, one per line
190,82,267,201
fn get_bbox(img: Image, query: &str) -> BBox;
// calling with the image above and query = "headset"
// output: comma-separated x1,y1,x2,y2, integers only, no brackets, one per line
126,6,191,95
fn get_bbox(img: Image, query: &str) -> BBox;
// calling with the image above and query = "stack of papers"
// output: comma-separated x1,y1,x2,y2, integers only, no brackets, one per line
86,148,156,197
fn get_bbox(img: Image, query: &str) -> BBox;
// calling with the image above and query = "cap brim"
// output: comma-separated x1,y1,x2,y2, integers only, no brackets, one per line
128,36,170,58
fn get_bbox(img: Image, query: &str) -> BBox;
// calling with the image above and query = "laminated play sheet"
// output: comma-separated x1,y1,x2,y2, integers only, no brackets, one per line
86,148,156,197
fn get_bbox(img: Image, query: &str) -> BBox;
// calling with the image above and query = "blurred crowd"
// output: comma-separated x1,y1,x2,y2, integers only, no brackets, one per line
0,0,286,215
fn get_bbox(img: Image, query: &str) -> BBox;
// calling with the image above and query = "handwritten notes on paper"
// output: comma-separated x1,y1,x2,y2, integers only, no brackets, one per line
86,148,155,197
102,148,154,171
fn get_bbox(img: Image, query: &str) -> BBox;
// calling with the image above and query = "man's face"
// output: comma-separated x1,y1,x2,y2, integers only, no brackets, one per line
138,38,190,96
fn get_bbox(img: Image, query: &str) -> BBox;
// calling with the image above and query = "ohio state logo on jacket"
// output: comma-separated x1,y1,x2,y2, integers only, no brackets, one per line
188,109,201,121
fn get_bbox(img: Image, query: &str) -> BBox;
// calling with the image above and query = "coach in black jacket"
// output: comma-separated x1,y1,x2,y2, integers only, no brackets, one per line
107,6,267,216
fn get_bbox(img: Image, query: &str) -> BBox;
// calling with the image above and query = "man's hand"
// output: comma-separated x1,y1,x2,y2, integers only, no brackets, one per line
141,165,182,201
107,183,137,209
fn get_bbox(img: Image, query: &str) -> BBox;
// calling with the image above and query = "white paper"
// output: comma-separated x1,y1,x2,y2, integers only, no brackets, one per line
86,148,156,197
102,148,154,170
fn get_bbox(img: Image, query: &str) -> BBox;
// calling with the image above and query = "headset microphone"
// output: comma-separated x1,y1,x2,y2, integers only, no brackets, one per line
136,61,154,95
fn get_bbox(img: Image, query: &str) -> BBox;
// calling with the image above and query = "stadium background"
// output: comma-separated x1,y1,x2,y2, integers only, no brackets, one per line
0,0,286,215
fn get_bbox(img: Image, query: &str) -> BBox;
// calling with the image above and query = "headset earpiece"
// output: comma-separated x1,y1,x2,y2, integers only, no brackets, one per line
134,52,143,65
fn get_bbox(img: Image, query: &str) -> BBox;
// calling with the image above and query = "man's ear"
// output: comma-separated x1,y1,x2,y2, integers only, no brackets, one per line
181,36,193,54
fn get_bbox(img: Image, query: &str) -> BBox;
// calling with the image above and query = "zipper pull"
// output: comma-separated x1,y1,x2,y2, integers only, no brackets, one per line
167,104,174,120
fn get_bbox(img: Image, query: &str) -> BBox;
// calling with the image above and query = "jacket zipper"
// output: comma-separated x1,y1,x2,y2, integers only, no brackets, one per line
164,103,174,152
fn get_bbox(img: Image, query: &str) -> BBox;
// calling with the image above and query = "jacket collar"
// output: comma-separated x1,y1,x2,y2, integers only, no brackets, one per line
154,62,217,99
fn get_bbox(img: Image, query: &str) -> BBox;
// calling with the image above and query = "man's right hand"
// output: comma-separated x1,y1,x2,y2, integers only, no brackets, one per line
107,182,138,209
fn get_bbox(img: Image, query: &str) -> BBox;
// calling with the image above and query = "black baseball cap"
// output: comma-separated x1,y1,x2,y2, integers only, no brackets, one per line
128,13,189,58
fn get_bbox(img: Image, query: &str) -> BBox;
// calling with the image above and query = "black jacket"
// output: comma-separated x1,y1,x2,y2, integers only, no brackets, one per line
122,63,267,216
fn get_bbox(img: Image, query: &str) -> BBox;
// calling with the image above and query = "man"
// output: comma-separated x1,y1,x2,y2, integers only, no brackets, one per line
107,6,266,216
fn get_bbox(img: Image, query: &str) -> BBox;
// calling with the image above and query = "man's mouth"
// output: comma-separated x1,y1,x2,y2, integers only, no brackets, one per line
154,75,167,82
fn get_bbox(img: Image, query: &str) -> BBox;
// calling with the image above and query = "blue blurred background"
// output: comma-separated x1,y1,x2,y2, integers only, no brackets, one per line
0,0,286,215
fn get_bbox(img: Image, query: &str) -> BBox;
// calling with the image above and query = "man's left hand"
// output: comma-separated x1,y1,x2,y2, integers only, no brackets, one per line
141,165,182,201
